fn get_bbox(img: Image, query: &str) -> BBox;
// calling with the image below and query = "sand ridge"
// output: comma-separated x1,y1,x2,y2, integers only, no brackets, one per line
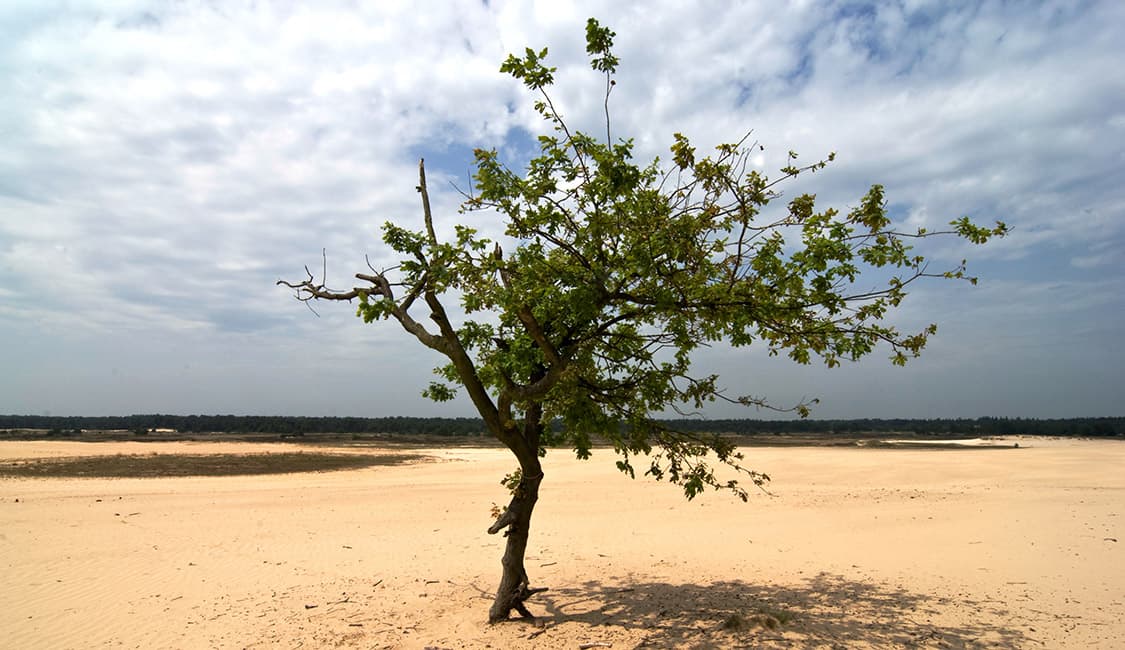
1,438,1122,648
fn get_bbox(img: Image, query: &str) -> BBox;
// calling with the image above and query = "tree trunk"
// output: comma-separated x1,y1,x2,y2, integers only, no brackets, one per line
487,462,546,622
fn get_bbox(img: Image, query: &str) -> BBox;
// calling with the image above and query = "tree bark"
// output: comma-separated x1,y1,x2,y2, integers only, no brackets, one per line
485,398,551,626
487,461,545,622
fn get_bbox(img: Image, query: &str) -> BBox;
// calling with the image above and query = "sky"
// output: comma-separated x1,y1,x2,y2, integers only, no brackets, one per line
2,0,1123,420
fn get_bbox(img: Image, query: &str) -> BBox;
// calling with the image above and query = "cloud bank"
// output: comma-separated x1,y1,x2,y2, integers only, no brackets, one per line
2,1,1122,418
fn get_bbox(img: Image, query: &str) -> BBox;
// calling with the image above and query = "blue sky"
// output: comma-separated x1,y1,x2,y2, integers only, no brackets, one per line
2,1,1122,419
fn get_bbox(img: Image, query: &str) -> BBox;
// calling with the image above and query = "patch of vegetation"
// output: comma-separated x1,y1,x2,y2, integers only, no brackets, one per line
722,607,795,632
0,452,426,479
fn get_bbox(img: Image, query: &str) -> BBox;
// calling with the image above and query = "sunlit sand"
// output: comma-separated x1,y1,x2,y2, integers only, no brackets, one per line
2,437,1121,648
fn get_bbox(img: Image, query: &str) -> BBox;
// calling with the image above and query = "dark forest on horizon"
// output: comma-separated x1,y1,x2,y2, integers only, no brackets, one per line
0,414,1121,438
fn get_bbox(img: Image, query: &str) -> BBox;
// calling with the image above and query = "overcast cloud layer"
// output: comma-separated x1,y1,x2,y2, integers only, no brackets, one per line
2,1,1122,419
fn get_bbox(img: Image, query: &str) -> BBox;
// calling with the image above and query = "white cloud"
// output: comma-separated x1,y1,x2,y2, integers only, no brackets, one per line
1,0,1122,417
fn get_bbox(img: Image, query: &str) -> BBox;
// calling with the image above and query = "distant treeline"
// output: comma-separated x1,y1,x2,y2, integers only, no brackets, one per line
666,416,1122,437
0,415,489,436
0,414,1121,437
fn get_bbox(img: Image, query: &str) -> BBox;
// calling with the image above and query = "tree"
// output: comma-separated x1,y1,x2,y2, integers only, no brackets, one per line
279,19,1007,623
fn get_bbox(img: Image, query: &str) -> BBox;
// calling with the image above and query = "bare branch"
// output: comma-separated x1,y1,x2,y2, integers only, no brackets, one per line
602,70,613,145
417,158,438,247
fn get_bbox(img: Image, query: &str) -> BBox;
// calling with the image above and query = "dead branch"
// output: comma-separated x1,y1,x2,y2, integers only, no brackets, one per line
417,158,438,247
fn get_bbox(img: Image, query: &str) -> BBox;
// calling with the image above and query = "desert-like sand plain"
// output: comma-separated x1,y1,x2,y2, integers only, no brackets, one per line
1,437,1122,649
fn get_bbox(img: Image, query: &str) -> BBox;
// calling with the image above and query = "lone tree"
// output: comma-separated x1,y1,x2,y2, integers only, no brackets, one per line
280,19,1006,622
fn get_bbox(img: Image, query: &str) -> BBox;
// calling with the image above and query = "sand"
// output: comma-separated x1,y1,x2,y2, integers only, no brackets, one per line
1,437,1122,649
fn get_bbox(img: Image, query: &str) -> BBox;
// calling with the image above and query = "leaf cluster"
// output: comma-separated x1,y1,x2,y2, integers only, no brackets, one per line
295,19,1006,500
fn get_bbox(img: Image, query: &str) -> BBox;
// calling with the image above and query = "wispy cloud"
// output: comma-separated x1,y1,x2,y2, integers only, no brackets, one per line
1,1,1121,417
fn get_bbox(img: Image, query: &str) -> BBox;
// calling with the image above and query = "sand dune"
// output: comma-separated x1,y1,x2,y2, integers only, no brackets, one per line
1,437,1122,648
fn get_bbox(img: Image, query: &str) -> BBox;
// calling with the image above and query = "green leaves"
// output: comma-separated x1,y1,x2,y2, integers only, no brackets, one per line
423,382,458,402
849,184,891,232
348,18,1004,502
585,18,619,74
952,216,1009,244
355,291,393,323
382,221,427,259
500,47,555,90
671,133,696,170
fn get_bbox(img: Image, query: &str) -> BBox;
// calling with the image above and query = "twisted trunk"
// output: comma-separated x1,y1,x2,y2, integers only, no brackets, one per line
486,407,548,623
487,463,545,622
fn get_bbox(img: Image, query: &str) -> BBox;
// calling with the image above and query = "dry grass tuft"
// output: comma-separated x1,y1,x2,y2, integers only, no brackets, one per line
722,606,794,632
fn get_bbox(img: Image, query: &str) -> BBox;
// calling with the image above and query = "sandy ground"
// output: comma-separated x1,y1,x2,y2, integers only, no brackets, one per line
1,437,1122,649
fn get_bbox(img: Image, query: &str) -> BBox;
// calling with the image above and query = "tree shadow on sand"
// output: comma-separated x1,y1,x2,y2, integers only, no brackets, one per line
536,572,1032,649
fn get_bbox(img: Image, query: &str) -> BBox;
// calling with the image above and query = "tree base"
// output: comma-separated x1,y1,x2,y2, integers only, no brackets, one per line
488,583,549,623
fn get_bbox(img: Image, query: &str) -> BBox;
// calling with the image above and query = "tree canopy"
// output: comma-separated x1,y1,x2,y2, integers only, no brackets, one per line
280,18,1006,621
